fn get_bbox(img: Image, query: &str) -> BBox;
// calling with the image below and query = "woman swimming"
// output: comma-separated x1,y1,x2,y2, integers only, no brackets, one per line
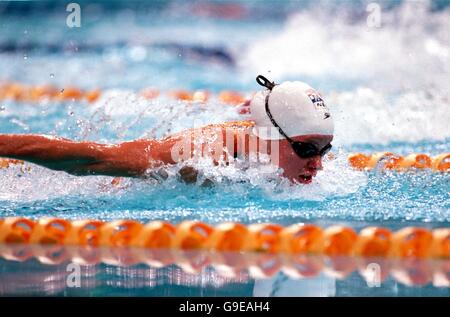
0,76,333,184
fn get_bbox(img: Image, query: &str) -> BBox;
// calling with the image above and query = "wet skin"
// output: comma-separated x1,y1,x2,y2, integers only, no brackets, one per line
0,122,333,184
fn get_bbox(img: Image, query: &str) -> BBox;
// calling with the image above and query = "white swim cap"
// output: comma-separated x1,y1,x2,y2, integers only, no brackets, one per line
250,76,334,140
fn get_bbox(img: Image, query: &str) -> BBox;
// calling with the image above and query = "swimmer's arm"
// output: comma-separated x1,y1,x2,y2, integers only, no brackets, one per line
0,134,158,177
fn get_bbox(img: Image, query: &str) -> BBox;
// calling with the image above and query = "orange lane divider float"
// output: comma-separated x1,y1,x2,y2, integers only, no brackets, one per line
348,152,449,172
0,158,24,169
0,220,448,287
0,82,101,103
0,218,448,259
168,90,246,105
0,82,248,106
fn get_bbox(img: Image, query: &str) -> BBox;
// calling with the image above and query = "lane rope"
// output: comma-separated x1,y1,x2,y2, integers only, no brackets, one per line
0,81,247,105
0,218,448,259
348,152,449,172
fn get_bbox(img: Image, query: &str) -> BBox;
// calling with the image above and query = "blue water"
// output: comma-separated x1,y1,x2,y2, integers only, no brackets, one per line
0,0,449,296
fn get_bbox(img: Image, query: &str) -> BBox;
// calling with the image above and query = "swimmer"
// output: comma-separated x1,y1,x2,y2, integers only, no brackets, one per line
0,76,334,184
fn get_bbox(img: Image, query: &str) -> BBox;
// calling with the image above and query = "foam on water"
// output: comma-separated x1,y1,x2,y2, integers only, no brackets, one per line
241,1,450,90
330,87,450,145
0,146,363,202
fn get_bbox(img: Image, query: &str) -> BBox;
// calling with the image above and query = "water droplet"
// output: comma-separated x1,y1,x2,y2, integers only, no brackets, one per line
69,111,74,116
50,73,55,78
23,30,28,34
23,54,28,60
0,106,5,111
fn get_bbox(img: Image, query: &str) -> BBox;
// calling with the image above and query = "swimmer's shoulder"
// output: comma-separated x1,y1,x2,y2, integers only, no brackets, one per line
205,120,255,131
221,120,255,128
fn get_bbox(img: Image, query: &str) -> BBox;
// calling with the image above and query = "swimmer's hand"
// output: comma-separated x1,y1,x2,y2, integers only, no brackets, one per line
178,166,198,184
178,166,214,187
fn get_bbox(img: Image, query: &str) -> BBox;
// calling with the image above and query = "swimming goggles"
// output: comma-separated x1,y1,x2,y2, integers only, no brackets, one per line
256,75,332,159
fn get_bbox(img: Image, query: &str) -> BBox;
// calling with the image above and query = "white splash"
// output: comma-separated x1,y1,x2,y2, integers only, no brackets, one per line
241,1,450,91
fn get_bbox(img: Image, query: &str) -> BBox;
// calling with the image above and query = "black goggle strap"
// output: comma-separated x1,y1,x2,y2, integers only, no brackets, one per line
264,93,295,143
256,75,294,143
256,75,276,91
320,143,332,155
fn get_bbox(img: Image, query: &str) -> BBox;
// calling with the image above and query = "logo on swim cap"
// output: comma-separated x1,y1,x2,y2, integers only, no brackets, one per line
306,89,331,120
306,89,326,109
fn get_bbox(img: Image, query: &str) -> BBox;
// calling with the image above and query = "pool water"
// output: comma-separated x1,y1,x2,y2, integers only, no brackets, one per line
0,246,448,296
0,0,449,296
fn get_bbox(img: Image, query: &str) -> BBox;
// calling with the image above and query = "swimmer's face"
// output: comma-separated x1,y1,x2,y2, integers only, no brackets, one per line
276,134,333,184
